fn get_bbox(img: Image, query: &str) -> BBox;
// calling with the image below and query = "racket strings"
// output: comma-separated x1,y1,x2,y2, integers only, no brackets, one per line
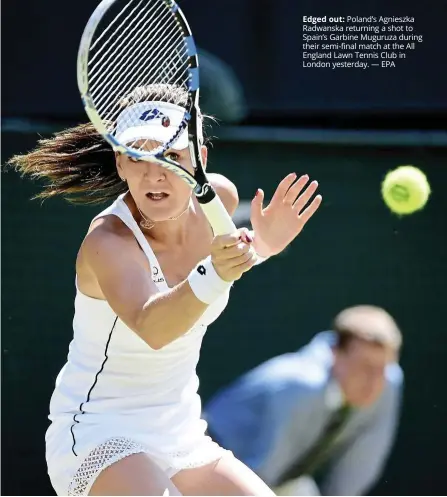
91,24,171,115
157,42,189,82
89,0,145,64
89,0,166,87
89,1,167,101
87,0,190,137
99,59,189,135
96,34,187,125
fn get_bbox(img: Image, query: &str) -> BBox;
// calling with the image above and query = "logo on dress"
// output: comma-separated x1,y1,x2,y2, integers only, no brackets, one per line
152,266,165,283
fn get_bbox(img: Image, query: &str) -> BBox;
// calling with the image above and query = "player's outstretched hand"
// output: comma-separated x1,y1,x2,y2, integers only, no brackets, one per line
211,228,257,282
251,173,322,258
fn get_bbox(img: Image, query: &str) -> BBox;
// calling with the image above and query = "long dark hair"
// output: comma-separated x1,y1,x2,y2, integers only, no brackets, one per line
8,84,204,205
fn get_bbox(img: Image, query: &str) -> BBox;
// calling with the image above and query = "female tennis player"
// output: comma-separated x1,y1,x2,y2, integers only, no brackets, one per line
10,84,321,496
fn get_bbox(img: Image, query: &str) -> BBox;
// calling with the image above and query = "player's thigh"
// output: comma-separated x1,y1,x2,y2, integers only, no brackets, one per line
171,452,275,496
89,452,182,496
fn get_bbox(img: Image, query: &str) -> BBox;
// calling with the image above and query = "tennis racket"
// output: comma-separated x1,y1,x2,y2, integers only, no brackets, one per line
77,0,236,236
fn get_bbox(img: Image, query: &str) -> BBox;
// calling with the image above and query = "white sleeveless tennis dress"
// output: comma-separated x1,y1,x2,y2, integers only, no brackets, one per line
45,193,232,496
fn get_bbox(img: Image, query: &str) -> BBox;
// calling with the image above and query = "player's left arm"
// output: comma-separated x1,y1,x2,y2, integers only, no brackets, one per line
320,367,404,496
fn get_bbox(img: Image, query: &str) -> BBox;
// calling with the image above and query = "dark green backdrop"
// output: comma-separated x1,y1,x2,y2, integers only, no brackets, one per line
2,130,447,495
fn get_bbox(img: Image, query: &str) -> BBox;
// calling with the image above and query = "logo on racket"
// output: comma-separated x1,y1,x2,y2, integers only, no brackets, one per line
139,109,170,127
195,183,211,197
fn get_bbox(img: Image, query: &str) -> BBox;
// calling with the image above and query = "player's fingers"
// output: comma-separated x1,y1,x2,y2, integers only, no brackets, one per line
238,251,258,273
283,174,310,205
213,230,244,249
293,180,319,212
238,227,254,244
270,173,297,204
231,248,256,268
297,194,323,224
213,247,256,281
213,241,251,261
227,250,257,278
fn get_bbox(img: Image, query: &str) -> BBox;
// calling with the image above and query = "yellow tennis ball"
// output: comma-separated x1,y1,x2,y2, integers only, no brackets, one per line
381,165,431,215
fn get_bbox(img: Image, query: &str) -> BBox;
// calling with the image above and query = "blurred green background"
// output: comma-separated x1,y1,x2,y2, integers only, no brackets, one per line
2,128,447,495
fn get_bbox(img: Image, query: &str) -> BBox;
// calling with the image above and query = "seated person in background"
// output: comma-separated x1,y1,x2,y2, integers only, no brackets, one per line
204,305,404,496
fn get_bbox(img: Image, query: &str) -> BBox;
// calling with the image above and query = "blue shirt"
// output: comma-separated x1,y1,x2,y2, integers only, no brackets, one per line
204,332,403,495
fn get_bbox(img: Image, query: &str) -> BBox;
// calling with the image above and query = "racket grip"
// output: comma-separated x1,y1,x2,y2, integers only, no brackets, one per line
199,195,237,236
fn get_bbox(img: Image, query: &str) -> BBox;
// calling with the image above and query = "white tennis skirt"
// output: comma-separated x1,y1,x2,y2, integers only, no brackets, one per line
46,418,229,496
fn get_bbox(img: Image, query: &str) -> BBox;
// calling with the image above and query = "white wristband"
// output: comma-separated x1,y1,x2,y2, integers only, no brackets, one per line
188,256,233,305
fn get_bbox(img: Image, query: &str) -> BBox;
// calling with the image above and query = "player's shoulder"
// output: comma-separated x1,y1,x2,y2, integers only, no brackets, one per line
208,173,239,215
86,214,132,242
81,214,139,263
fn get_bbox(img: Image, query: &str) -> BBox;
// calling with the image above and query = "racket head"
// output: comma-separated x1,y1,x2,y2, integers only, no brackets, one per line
77,0,199,165
77,0,237,235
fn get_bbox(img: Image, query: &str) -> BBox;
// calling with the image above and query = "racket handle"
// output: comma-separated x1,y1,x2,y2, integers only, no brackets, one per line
199,195,237,236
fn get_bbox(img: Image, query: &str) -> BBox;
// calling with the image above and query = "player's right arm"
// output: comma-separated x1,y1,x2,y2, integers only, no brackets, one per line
80,220,256,349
